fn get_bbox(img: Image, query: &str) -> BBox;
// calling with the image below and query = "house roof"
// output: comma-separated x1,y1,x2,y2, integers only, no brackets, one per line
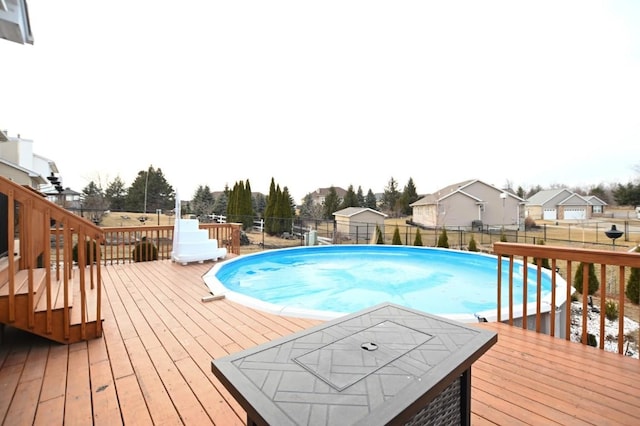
557,193,589,206
584,195,608,206
410,179,524,206
312,187,347,198
527,189,606,207
44,187,82,196
333,207,387,218
526,188,574,205
0,157,47,184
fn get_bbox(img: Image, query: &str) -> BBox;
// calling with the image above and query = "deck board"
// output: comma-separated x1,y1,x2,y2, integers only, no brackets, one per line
1,259,639,425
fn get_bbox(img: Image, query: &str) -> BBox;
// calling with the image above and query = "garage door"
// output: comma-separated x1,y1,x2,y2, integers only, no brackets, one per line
564,208,586,220
543,209,557,220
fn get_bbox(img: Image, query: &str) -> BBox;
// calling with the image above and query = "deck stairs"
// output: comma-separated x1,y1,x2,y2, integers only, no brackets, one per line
0,256,102,344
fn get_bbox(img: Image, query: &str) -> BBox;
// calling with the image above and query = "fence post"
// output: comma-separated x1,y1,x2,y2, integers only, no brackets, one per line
625,221,629,241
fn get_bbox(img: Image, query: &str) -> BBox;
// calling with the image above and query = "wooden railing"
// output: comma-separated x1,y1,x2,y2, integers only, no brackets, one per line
493,242,640,357
100,222,241,265
0,176,104,341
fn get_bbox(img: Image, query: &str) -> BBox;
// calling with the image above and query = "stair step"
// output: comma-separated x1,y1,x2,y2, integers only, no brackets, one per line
0,268,46,297
0,255,20,285
34,276,74,312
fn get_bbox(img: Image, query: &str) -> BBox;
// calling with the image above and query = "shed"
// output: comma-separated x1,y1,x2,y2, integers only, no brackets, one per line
333,207,387,242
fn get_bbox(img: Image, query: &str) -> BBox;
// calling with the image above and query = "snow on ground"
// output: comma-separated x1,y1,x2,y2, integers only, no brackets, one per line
570,301,639,359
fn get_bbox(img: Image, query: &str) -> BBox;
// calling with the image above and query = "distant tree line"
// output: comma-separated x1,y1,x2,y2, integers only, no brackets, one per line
83,166,175,217
79,164,640,227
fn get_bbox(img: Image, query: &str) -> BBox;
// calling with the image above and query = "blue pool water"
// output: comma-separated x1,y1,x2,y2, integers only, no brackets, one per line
203,245,567,322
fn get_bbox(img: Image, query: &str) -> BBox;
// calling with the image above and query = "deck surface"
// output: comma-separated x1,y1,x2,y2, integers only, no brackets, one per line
1,260,639,425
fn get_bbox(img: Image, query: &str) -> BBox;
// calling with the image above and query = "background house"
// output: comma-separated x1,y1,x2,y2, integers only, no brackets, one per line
525,189,604,220
584,195,607,217
0,132,60,192
333,207,387,242
410,179,524,229
309,187,347,206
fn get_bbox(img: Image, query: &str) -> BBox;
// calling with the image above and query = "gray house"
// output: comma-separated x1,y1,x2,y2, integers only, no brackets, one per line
525,189,605,220
584,195,607,216
410,179,524,229
333,207,387,241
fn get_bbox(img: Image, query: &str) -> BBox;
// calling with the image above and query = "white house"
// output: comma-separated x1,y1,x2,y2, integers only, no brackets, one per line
0,133,59,192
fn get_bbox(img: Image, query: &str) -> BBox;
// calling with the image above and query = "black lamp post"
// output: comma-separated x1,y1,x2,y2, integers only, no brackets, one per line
604,224,623,250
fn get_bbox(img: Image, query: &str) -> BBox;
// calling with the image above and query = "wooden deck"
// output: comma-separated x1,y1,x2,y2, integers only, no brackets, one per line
1,260,639,425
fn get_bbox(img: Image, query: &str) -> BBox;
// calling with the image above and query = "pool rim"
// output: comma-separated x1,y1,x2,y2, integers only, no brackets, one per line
202,244,570,323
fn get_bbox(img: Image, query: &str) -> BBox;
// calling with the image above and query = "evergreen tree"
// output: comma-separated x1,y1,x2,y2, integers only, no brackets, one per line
252,193,267,217
322,186,341,219
125,165,175,213
264,178,292,235
226,181,241,223
588,184,610,204
400,177,419,216
190,185,215,218
468,235,478,252
626,246,640,304
381,177,401,216
242,179,254,230
300,193,322,219
533,239,551,269
613,181,640,206
212,190,228,216
364,189,378,210
414,228,423,246
437,228,449,248
356,186,365,207
573,262,599,295
340,185,359,209
273,185,284,235
374,225,384,244
227,180,255,230
392,226,402,245
104,176,127,211
264,178,278,234
279,186,295,234
82,181,109,223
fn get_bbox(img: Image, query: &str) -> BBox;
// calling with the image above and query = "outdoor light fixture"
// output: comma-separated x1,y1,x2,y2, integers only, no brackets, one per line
604,224,623,250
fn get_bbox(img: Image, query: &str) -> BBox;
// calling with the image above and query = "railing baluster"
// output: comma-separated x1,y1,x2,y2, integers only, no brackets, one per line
522,255,528,329
550,258,557,337
581,263,589,345
508,255,514,325
565,260,572,341
618,265,625,355
599,264,607,350
497,254,502,322
493,242,640,358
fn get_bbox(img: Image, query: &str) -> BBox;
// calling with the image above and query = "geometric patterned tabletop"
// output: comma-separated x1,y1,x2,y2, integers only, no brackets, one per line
212,303,497,425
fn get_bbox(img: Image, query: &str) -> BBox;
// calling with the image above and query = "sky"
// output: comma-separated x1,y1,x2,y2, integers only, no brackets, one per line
2,1,640,203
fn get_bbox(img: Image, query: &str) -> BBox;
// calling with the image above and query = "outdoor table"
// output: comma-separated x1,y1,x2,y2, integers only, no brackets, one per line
211,302,497,426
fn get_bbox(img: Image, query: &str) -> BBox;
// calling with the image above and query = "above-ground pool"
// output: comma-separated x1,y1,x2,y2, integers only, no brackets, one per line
203,245,569,324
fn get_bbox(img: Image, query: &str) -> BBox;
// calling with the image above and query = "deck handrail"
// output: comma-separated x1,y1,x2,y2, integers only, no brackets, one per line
1,176,104,341
100,222,241,265
493,242,640,357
